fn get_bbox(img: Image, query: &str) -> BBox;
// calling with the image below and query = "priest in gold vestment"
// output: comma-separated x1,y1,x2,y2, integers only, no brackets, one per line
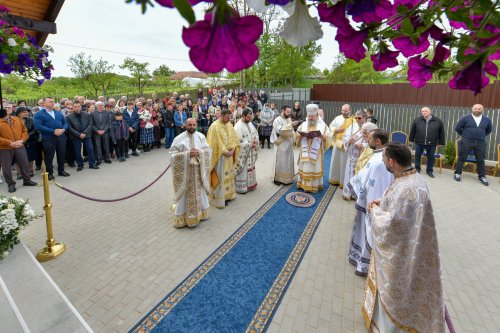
296,104,331,193
207,108,240,208
170,118,212,228
364,142,445,333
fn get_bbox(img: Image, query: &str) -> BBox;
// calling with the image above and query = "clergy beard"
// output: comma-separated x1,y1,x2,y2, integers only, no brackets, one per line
308,119,317,127
369,144,376,149
187,128,196,134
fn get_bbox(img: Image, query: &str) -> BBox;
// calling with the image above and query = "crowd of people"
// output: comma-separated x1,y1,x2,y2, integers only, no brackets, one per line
0,88,297,193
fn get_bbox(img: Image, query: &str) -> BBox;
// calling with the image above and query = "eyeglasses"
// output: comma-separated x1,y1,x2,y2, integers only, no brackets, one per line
355,117,363,119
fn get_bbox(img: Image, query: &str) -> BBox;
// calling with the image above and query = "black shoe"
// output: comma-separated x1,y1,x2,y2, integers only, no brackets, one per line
68,163,75,168
225,200,229,206
453,173,461,182
415,168,421,173
77,165,84,171
104,159,112,164
83,157,88,162
427,171,435,178
125,154,130,158
89,164,100,169
23,180,37,186
48,174,55,180
8,184,16,193
132,152,139,156
96,160,102,166
479,176,489,186
58,171,70,177
273,180,282,186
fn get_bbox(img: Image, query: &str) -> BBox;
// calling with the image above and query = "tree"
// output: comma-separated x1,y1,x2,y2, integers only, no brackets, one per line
152,64,174,91
68,53,118,98
327,55,386,84
120,57,151,95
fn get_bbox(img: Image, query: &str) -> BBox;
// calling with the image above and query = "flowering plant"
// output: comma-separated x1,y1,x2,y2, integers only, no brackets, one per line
0,6,53,85
129,0,500,94
0,195,42,259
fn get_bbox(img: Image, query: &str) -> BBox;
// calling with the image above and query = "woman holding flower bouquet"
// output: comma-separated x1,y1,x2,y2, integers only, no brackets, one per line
139,107,155,152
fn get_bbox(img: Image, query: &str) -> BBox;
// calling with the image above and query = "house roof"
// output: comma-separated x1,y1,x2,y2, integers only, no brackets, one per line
0,0,65,45
170,71,209,80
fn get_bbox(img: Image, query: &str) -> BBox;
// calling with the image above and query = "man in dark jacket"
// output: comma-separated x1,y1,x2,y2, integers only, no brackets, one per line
454,104,493,186
409,107,445,178
123,101,139,156
33,97,70,180
162,103,175,148
67,101,98,171
91,101,112,164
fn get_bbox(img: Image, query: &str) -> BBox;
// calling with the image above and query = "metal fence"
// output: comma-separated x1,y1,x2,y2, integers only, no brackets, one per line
267,99,500,162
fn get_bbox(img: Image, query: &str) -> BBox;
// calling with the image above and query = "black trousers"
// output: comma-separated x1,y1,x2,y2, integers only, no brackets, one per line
455,138,487,177
42,135,66,175
128,130,138,152
114,138,128,158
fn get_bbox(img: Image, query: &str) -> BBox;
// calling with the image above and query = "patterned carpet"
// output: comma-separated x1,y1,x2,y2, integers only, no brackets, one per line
130,149,336,333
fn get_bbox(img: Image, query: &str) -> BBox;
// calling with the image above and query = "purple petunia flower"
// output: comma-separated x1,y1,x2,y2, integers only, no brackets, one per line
0,54,14,74
350,0,395,24
371,49,399,71
0,19,7,27
335,26,368,62
155,0,210,8
318,2,351,30
394,0,425,7
431,43,450,65
182,12,263,73
0,5,10,12
488,49,500,60
12,27,25,38
37,79,45,86
392,32,430,57
448,59,498,95
408,56,433,88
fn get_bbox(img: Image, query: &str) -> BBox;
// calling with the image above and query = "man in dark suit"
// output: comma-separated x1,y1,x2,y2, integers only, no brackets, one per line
33,97,70,180
91,101,112,164
123,101,139,156
67,101,99,171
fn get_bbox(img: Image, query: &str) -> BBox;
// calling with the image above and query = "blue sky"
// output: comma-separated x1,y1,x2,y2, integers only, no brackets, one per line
46,0,339,77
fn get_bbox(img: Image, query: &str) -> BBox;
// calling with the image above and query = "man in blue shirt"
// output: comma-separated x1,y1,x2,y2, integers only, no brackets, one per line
454,104,493,186
33,97,70,180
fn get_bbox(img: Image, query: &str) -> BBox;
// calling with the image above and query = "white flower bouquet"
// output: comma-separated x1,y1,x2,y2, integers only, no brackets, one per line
138,109,154,129
0,196,42,260
138,109,152,122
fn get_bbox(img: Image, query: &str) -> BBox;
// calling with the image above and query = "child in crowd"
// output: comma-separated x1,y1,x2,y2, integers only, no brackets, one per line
110,111,129,162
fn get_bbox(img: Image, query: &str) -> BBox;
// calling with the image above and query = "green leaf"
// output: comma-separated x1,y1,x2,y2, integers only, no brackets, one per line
401,18,414,35
173,0,196,25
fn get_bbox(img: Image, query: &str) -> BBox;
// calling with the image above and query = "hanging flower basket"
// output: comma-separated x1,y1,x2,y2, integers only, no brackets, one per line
0,5,53,85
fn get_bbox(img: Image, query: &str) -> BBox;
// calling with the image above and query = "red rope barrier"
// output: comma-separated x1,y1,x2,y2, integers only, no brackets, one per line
54,164,170,202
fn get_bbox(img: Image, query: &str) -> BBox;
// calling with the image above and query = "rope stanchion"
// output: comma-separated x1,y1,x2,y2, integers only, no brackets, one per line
54,164,170,202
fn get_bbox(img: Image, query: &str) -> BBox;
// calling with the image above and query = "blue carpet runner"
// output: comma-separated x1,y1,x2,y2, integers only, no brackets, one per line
131,149,336,333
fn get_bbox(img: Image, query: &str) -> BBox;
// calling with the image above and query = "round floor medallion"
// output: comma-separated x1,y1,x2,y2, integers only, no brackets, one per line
286,192,316,208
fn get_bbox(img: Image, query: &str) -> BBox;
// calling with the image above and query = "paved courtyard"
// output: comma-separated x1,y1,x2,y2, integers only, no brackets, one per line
3,146,499,332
